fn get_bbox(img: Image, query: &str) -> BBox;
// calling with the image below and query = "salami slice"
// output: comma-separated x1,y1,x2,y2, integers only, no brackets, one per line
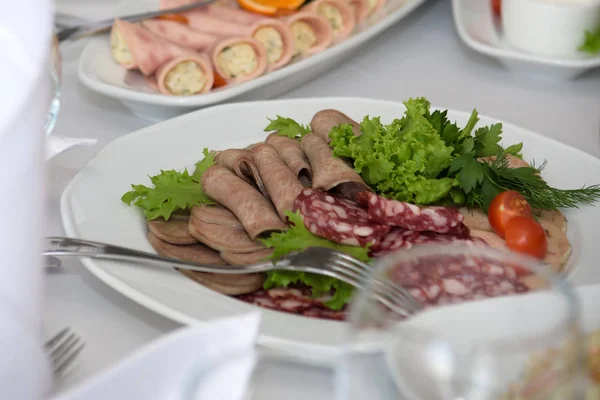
147,218,198,245
301,133,369,200
253,144,303,220
214,149,268,198
386,254,530,307
201,166,288,239
265,132,312,187
309,109,361,144
358,192,465,233
235,285,346,320
294,189,390,246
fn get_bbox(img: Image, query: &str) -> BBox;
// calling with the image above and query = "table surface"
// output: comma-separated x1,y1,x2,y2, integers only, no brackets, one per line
48,0,600,396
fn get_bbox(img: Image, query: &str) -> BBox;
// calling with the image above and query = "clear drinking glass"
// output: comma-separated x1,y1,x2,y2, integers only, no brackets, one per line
45,33,61,135
337,244,589,400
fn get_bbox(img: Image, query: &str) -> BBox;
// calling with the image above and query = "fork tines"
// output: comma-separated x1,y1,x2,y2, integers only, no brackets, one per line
45,327,84,375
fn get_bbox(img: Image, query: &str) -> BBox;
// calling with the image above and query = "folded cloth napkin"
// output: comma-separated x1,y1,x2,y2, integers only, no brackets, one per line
51,312,261,400
46,135,98,161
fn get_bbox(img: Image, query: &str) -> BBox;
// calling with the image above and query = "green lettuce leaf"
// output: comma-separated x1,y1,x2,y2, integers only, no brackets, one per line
329,98,456,204
264,116,310,139
579,29,600,54
260,211,370,310
121,148,215,220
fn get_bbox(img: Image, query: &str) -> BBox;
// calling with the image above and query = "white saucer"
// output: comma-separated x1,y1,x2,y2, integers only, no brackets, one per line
451,0,600,80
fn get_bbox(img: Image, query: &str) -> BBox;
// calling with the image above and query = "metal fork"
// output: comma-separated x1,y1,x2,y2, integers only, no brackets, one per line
44,237,423,316
56,0,217,43
45,327,85,376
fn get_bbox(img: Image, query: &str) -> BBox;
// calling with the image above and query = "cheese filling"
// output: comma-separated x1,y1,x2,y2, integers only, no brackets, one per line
253,27,284,65
217,43,258,79
164,61,207,96
316,4,344,35
110,27,134,66
290,21,317,56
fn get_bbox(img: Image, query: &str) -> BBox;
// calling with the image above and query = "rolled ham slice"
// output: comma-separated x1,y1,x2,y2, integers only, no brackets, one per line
141,19,218,51
347,0,369,25
365,0,386,17
148,232,224,264
285,12,333,57
189,213,267,253
110,19,188,76
253,144,304,220
148,218,198,245
211,37,268,86
303,0,355,41
310,109,361,143
214,149,268,198
204,5,266,25
220,248,274,266
153,53,214,95
265,132,312,186
201,165,288,239
178,269,266,296
184,10,252,37
249,19,294,72
301,133,369,200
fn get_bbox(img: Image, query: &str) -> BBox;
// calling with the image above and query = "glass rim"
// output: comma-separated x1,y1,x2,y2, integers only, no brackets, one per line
348,244,581,354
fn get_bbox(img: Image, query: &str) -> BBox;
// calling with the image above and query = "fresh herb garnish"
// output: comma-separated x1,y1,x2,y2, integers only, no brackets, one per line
579,29,600,54
264,116,311,139
122,148,215,220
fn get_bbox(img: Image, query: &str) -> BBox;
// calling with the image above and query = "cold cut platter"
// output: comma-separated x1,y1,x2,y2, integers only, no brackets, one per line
61,97,600,353
78,0,426,121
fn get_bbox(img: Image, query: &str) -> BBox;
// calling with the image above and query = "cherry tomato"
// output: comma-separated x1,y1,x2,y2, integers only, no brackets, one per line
487,191,532,238
156,14,189,24
212,70,228,89
492,0,501,17
505,216,548,260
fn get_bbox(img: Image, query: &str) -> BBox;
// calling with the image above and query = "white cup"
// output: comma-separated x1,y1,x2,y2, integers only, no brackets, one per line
502,0,600,59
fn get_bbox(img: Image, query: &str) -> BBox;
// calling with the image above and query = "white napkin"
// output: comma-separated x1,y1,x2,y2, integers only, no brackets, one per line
52,312,261,400
46,136,98,161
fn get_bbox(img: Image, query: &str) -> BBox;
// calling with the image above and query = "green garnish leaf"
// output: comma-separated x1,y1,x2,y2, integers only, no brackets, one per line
474,123,503,157
450,153,485,194
579,29,600,54
191,148,216,181
264,116,311,139
504,142,524,158
260,211,370,310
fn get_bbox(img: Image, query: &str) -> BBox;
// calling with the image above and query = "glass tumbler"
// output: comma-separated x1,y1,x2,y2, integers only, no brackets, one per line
45,33,61,135
337,244,589,400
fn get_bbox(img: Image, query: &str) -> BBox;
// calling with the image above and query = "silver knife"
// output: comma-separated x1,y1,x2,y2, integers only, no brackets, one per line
56,0,217,43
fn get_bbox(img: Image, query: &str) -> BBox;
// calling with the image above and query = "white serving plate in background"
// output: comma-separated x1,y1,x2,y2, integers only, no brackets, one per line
78,0,427,122
452,0,600,81
60,98,600,354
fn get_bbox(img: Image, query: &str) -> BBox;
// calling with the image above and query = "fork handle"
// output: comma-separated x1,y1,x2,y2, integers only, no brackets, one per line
44,237,274,274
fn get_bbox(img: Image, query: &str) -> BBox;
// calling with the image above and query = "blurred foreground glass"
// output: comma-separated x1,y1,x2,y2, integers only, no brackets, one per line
46,33,61,135
337,245,590,400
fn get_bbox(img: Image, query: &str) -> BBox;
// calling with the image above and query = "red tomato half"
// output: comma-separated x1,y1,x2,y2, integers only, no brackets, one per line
505,216,548,260
492,0,501,17
488,191,532,238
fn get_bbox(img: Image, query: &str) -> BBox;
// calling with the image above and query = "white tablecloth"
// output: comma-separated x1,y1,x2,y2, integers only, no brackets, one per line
48,0,600,396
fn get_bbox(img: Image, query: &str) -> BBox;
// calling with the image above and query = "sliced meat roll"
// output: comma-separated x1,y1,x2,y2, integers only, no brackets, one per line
347,0,369,25
201,166,288,239
285,12,334,57
184,10,251,37
211,37,268,87
304,0,355,41
301,133,369,200
203,4,266,25
310,109,361,143
178,269,266,296
110,19,188,76
148,232,224,264
141,20,219,51
265,132,312,186
189,212,266,253
153,54,214,96
220,248,274,265
366,0,386,17
249,19,295,72
253,144,304,220
148,218,198,245
191,205,245,229
214,149,268,198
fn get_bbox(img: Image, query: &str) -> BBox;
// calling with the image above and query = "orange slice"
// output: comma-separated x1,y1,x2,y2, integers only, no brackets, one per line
237,0,304,15
212,69,228,89
156,14,189,24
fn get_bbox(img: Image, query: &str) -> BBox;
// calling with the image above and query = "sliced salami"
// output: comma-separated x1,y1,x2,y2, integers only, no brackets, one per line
358,192,465,233
294,188,390,246
386,254,530,307
235,285,346,320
